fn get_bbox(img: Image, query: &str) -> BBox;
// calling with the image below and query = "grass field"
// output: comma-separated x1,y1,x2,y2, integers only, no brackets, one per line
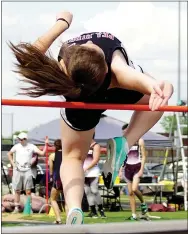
2,210,187,227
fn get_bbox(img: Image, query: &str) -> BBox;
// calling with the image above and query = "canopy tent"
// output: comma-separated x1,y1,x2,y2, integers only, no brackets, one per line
28,115,172,149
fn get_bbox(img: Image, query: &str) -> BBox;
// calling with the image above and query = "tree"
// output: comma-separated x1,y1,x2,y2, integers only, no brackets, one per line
13,130,28,136
2,138,12,145
160,115,188,135
2,130,28,145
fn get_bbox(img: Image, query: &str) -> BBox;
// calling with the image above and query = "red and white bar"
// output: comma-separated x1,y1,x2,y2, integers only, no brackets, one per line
2,99,188,112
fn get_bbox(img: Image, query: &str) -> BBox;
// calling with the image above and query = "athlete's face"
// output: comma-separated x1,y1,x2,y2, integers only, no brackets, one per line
18,138,27,146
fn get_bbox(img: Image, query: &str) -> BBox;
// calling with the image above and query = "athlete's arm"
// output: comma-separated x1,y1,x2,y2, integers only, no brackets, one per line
139,138,146,175
34,137,49,156
31,154,38,166
33,11,73,53
34,146,46,156
111,50,156,94
84,144,101,171
7,145,17,167
111,50,173,111
7,151,15,167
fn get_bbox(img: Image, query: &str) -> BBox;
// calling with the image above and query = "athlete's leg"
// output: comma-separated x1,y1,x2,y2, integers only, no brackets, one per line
103,94,165,188
124,94,164,148
24,169,34,211
127,182,137,219
50,187,61,222
90,177,103,206
13,191,21,213
60,120,95,221
132,177,144,203
12,169,22,213
84,179,96,209
84,178,98,217
132,176,148,214
90,177,106,217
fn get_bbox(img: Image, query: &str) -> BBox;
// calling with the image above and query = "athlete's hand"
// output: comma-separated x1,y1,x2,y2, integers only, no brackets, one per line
56,11,73,28
149,80,174,111
45,136,49,145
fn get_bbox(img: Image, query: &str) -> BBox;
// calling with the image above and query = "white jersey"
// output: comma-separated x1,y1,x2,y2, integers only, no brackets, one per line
10,143,38,171
83,143,100,177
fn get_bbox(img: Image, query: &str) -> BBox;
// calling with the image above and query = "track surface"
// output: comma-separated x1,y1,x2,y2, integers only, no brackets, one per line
2,220,187,233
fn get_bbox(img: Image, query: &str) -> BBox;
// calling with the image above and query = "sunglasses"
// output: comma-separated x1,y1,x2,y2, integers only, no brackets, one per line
18,138,27,141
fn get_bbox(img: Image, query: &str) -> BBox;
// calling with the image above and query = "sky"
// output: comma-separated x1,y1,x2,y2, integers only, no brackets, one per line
1,1,187,137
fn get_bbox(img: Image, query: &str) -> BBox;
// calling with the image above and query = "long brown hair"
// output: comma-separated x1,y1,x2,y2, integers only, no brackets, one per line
54,139,62,152
9,42,107,99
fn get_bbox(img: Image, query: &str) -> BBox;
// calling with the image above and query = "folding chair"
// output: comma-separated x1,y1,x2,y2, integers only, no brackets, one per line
101,186,123,211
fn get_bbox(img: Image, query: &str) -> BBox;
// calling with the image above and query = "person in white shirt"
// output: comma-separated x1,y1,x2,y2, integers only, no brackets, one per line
83,134,106,218
7,132,48,213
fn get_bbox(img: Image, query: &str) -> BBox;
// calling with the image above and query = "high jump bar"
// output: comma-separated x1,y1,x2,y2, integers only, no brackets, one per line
2,99,188,112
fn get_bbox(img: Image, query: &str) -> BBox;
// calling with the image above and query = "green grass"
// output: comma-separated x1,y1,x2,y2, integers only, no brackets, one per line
120,194,167,203
2,211,187,226
2,223,25,227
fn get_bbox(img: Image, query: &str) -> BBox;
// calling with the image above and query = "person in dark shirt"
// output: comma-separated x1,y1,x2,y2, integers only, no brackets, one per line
9,10,173,224
49,139,64,224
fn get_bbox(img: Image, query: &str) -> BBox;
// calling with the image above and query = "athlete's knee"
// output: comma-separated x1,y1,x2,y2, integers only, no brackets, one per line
128,190,134,196
132,187,137,193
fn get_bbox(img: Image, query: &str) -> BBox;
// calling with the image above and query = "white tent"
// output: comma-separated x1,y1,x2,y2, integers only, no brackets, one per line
28,115,172,148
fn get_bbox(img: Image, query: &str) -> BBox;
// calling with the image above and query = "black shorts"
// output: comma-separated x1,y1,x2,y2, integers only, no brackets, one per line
61,88,144,131
124,163,141,182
